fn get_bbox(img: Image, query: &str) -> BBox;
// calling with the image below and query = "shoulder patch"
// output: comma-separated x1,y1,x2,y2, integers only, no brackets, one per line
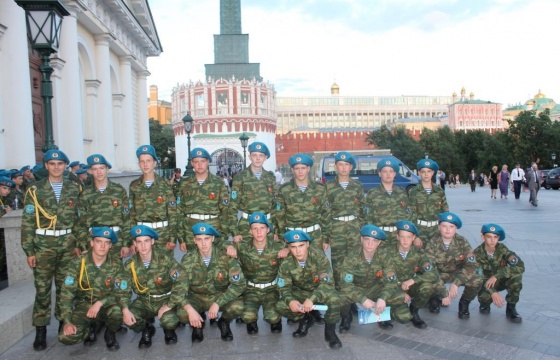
25,205,35,214
386,272,396,282
231,270,240,282
344,273,353,283
467,253,476,263
507,255,519,266
277,202,281,211
231,190,237,199
120,280,128,290
64,276,75,286
277,277,285,287
423,262,433,272
170,269,180,281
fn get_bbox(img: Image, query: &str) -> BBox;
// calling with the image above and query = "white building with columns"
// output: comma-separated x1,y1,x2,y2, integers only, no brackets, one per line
0,0,161,171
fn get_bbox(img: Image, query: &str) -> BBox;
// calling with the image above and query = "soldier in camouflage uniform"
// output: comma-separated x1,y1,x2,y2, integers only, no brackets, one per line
424,212,482,319
0,176,14,217
338,225,411,333
177,148,229,252
7,170,25,210
20,149,81,351
177,223,246,343
276,230,342,350
226,212,288,334
129,145,178,253
58,228,122,351
76,154,132,258
326,151,365,288
169,168,183,197
365,158,416,248
118,225,188,347
75,167,89,190
385,220,440,329
408,159,449,247
228,142,277,244
21,165,36,192
474,223,524,323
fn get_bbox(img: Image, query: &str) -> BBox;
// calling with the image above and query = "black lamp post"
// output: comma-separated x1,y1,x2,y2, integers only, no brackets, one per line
424,151,429,159
239,133,249,169
15,0,69,152
552,152,557,168
182,113,194,177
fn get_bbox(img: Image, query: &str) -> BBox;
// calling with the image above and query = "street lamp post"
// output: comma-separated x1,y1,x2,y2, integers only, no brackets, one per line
552,152,557,168
182,113,194,177
15,0,70,152
239,133,249,169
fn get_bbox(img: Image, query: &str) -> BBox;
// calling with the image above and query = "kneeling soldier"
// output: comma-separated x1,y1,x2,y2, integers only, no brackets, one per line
58,228,123,351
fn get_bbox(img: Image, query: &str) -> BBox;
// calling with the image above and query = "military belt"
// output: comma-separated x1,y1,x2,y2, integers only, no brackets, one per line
187,214,218,220
380,226,397,232
247,279,277,289
417,220,438,227
333,215,356,222
137,221,168,229
286,224,320,232
89,226,121,232
241,212,270,219
139,291,172,298
35,229,72,237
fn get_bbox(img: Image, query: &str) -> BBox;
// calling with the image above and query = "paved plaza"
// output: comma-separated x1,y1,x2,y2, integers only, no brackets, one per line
1,184,559,359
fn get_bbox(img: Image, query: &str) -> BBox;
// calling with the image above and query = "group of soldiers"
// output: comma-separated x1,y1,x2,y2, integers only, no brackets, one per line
1,142,525,353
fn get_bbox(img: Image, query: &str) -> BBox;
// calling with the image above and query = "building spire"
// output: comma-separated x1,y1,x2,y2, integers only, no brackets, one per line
220,0,242,34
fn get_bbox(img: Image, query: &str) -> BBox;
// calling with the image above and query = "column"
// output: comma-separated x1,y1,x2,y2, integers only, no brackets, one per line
136,70,150,146
112,94,125,170
84,80,101,156
119,56,137,170
94,34,116,163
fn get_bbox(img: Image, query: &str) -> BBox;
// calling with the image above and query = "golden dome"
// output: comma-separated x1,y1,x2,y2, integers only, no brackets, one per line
534,89,545,99
452,92,457,97
331,81,340,95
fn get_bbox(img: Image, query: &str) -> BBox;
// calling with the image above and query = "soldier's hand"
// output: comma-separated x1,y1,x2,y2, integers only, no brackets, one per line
401,279,415,291
165,241,176,251
403,293,411,303
491,292,504,308
122,308,136,326
302,299,314,313
233,235,243,243
87,301,103,318
72,248,81,257
375,299,387,314
289,300,304,313
273,234,279,241
180,243,187,252
120,247,131,258
485,276,498,289
63,323,77,336
413,237,423,249
187,308,204,328
4,206,11,212
226,245,237,258
442,296,451,306
277,248,289,258
448,284,459,299
129,244,136,255
362,298,375,309
208,302,220,319
27,256,36,268
158,304,172,319
322,243,330,252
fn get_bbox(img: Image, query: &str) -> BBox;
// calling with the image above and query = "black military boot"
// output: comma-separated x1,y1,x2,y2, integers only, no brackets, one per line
506,303,522,323
164,329,177,344
58,320,64,333
117,324,128,334
428,295,441,314
83,323,97,346
324,323,342,350
409,304,427,329
246,322,258,335
218,317,233,341
339,311,352,333
93,321,105,334
138,323,155,348
270,321,282,333
292,313,315,338
104,328,120,351
458,297,471,319
479,303,491,314
33,326,47,351
310,310,325,325
191,327,204,343
235,317,245,323
199,312,207,328
378,320,393,330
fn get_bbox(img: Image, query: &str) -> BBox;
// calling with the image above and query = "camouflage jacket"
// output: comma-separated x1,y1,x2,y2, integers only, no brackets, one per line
5,188,24,210
0,196,8,217
473,243,525,285
365,185,413,226
59,251,123,324
117,248,188,310
235,237,285,284
408,184,449,222
76,181,132,250
21,178,81,257
180,246,246,307
424,233,478,286
326,176,365,223
385,243,439,286
277,246,335,304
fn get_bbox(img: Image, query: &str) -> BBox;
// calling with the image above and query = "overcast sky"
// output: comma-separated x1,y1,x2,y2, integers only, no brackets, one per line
146,0,560,107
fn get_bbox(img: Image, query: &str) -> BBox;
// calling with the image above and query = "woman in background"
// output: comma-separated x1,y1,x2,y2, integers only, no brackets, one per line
498,164,510,199
489,166,499,199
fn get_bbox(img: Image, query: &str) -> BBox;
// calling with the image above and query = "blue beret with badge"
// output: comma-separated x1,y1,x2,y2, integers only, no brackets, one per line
249,212,273,231
438,212,462,229
43,149,70,164
136,145,158,161
0,176,15,189
191,222,220,236
130,225,159,240
248,142,270,158
91,227,118,244
335,151,356,169
87,154,112,169
360,224,387,240
396,220,419,236
417,158,439,172
377,157,399,172
289,153,313,167
20,165,31,173
284,230,312,243
190,147,212,162
69,161,80,168
481,223,506,241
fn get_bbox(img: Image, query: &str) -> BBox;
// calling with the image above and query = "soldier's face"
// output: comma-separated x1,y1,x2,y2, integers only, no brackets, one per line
419,168,434,183
134,236,155,256
90,164,108,182
361,236,381,253
397,231,415,251
250,223,269,242
438,222,457,241
90,237,112,257
45,160,66,178
13,176,23,186
0,186,10,197
379,167,396,184
23,169,32,178
481,233,499,250
288,241,309,261
250,152,267,168
292,164,310,182
194,235,214,255
192,158,209,175
335,161,353,177
138,155,156,174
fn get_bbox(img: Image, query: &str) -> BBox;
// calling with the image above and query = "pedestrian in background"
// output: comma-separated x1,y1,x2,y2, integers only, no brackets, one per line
489,166,498,199
468,170,477,192
498,165,510,199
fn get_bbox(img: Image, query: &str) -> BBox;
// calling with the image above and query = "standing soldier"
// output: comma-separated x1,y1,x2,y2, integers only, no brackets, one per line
20,165,35,192
0,176,15,217
177,223,246,343
365,158,415,248
409,158,449,247
118,225,188,347
76,154,132,258
326,151,365,287
21,149,81,351
8,170,25,209
226,212,288,334
58,228,123,351
474,223,524,323
169,168,183,197
129,145,178,253
424,212,482,319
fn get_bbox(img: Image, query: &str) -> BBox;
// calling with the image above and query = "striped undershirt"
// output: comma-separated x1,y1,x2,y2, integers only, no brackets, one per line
254,172,262,180
50,182,62,203
143,260,150,268
144,180,154,188
298,185,307,192
298,261,306,268
339,181,349,189
399,251,408,260
203,256,211,267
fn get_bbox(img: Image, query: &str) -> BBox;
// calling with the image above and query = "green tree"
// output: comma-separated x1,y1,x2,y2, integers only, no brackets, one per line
506,109,555,167
419,126,463,178
365,125,423,167
455,130,491,174
149,119,176,168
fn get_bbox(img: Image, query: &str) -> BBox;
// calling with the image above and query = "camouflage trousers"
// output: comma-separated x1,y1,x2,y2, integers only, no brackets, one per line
340,283,412,323
330,218,361,288
276,288,341,325
176,294,243,322
417,224,439,247
406,280,437,309
58,301,121,345
478,274,523,305
126,294,179,332
241,286,281,324
437,271,483,302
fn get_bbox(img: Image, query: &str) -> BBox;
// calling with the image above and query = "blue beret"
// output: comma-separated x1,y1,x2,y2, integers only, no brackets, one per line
76,168,89,175
335,151,356,169
43,149,70,164
248,142,270,157
69,161,80,168
481,223,506,241
0,176,15,189
360,224,387,240
90,227,118,244
377,157,399,172
87,154,112,169
130,225,159,240
80,163,88,168
289,153,313,167
20,165,31,173
191,222,220,236
10,170,23,179
32,164,44,173
136,145,158,160
190,148,212,162
0,170,7,178
284,230,312,243
417,158,439,172
248,212,273,231
438,212,462,229
396,220,419,236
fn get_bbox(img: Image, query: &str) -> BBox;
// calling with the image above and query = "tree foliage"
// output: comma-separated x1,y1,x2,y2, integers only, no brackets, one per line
365,125,423,168
149,120,176,168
